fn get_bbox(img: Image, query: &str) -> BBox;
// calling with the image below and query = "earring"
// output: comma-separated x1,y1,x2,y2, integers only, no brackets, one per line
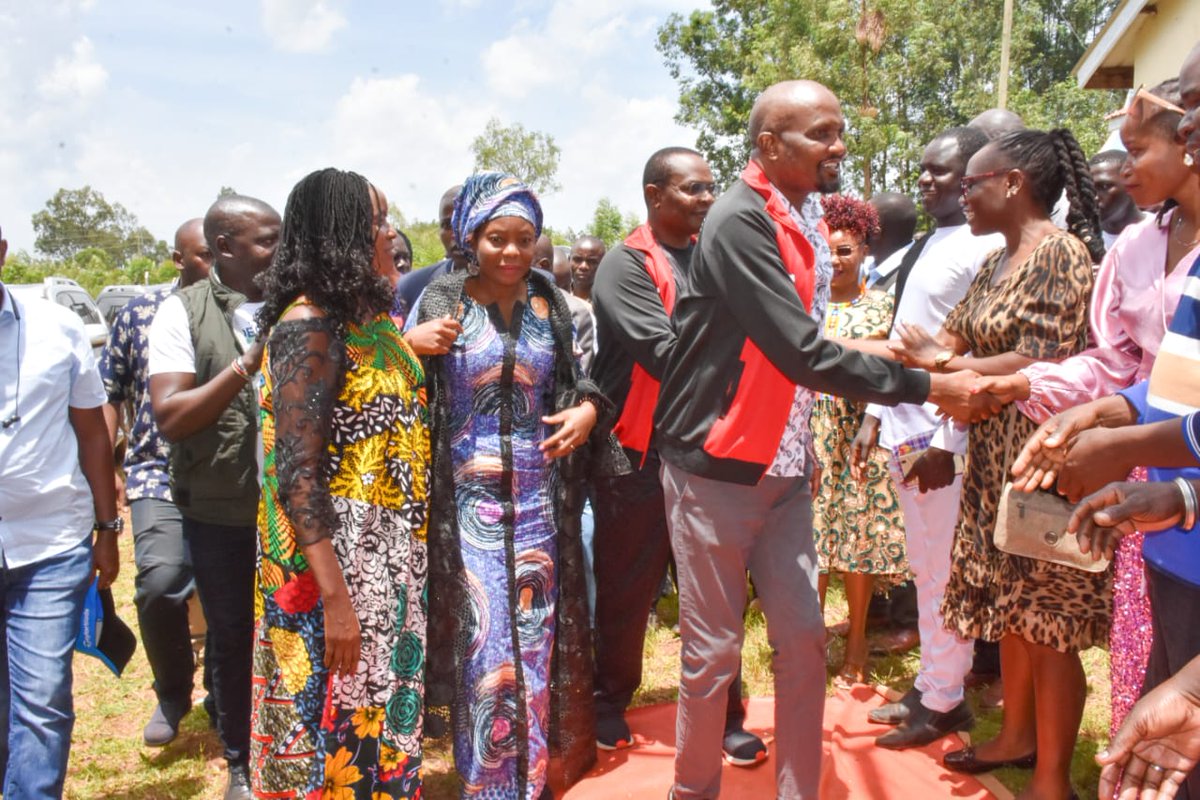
467,258,480,277
1186,152,1196,168
1006,188,1016,198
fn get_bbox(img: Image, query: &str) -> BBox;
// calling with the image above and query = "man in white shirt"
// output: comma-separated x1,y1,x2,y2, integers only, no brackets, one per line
0,223,120,799
148,196,279,800
856,128,1005,749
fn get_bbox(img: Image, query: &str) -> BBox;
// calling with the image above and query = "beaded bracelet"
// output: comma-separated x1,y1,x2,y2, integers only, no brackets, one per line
230,356,251,382
1174,476,1197,531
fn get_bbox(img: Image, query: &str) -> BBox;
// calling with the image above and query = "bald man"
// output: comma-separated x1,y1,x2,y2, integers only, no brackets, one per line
968,108,1025,140
653,80,980,799
100,219,212,748
865,191,917,290
148,195,280,800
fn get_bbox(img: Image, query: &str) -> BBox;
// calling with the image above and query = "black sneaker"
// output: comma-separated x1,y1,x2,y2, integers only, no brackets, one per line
596,715,633,751
722,728,768,767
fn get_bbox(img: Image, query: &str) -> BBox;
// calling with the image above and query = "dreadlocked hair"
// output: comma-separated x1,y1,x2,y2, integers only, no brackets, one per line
256,167,394,339
820,194,881,242
993,128,1105,265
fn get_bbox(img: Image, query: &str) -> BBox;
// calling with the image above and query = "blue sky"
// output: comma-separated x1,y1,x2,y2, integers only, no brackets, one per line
0,0,706,254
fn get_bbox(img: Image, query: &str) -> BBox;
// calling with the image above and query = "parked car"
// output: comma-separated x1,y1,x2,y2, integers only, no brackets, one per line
96,285,148,326
6,278,109,358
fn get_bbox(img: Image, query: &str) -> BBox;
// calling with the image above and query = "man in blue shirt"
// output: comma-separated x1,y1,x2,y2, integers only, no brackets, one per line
100,218,212,746
0,222,121,799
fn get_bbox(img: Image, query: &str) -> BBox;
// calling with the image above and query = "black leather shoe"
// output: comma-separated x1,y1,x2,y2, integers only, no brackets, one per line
224,761,252,800
942,745,1037,774
867,686,922,726
874,700,973,750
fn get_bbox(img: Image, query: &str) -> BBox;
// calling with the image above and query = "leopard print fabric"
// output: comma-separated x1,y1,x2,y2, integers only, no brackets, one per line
941,233,1111,653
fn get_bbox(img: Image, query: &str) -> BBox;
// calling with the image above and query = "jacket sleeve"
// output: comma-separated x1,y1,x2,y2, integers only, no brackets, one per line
701,204,930,406
591,245,677,381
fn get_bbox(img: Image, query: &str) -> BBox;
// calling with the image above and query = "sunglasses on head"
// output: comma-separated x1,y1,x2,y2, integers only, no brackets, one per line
1105,84,1186,121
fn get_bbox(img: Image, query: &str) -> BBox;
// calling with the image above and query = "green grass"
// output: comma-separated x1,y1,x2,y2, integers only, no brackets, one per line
63,543,1106,798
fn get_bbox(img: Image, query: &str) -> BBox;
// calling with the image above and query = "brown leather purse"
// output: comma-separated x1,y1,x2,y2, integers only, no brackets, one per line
993,483,1110,573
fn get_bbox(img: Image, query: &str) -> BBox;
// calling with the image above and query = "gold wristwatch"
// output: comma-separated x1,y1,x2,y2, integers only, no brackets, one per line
932,350,955,371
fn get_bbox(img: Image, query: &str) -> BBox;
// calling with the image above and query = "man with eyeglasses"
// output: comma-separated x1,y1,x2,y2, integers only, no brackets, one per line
589,147,767,764
854,127,1005,750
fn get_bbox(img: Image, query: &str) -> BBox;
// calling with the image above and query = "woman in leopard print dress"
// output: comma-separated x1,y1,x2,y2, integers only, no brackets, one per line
892,129,1107,800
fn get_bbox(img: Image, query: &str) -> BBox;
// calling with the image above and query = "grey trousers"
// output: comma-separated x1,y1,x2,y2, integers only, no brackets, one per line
662,462,825,800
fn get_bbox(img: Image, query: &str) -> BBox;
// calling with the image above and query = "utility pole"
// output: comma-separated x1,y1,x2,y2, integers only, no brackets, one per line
998,0,1014,108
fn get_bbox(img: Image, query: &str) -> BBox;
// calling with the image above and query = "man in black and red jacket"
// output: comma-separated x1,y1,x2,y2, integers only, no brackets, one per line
590,147,766,765
653,80,985,800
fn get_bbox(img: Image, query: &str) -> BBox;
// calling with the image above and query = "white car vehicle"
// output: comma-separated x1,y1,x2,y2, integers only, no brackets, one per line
7,277,109,358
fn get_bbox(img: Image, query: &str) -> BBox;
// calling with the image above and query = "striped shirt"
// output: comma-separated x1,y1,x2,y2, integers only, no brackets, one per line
1119,245,1200,586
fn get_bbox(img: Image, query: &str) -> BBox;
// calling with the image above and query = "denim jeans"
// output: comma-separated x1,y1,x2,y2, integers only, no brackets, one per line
0,537,93,800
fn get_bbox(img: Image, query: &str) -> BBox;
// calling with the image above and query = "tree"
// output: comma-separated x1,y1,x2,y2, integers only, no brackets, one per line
587,198,642,249
32,186,168,267
657,0,1122,196
471,118,562,194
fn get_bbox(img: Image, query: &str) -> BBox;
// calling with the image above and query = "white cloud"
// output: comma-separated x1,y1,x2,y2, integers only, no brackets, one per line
37,36,107,100
260,0,346,53
547,89,697,231
327,74,491,221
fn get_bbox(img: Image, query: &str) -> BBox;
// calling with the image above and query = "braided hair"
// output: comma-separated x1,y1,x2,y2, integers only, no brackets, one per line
993,128,1106,264
256,167,393,338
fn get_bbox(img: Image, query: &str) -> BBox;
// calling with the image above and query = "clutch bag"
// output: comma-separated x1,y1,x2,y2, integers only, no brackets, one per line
993,482,1110,573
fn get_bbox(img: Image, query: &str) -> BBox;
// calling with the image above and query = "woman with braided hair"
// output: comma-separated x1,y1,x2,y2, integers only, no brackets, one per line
980,79,1200,738
250,168,430,798
890,127,1102,798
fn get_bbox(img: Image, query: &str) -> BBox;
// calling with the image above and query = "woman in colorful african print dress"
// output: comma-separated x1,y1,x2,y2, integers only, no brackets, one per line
413,173,624,799
250,168,429,799
811,194,908,688
892,130,1105,799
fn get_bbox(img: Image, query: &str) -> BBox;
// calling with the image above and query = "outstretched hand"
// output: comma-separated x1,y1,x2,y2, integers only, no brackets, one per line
1097,653,1200,799
972,373,1030,406
888,323,943,371
1010,404,1100,492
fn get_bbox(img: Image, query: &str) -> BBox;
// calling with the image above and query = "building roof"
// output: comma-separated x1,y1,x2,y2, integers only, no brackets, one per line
1073,0,1152,89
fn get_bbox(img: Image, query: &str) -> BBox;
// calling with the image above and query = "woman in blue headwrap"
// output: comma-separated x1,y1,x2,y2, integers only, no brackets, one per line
411,173,626,799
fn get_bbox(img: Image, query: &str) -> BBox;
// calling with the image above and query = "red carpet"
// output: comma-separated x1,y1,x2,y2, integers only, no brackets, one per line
564,686,1012,799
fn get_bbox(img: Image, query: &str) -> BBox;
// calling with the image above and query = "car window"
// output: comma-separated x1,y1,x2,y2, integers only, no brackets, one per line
58,291,104,326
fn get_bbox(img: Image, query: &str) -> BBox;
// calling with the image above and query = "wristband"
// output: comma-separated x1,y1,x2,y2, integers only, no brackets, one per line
1174,477,1197,531
94,517,124,535
231,356,251,382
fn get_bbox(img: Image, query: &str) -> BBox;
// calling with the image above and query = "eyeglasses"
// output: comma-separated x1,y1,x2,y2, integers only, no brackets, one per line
959,169,1011,196
1105,84,1187,121
833,245,857,258
677,181,716,197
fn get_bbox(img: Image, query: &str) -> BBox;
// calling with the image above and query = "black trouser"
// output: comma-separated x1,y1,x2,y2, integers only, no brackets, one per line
182,517,256,765
130,499,195,723
1144,562,1200,800
591,448,746,730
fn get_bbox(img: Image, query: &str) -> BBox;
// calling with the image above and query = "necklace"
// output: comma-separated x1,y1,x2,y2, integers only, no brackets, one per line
1173,213,1200,248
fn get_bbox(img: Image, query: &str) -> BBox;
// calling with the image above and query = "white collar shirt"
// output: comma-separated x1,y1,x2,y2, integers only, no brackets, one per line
0,285,107,568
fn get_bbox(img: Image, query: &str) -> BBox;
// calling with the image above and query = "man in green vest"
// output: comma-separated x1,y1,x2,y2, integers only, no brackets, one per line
148,195,279,800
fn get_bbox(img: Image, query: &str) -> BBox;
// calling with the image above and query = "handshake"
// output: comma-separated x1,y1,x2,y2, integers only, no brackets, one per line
925,371,1026,424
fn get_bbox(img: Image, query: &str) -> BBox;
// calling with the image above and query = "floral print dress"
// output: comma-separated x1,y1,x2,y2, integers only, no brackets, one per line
250,307,429,799
811,290,908,580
